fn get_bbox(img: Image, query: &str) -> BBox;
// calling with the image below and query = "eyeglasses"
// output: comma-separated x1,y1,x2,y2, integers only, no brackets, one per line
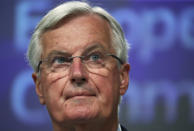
37,52,123,74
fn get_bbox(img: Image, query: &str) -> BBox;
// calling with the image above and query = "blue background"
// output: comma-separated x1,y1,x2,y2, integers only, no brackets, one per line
0,0,194,131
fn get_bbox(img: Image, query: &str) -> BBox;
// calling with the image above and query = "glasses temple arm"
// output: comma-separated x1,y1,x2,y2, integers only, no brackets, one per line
107,54,123,65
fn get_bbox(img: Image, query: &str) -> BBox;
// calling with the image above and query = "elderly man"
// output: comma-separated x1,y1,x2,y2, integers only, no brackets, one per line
27,1,130,131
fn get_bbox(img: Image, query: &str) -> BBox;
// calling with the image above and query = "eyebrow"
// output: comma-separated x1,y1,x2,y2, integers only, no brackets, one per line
82,43,107,55
46,50,71,59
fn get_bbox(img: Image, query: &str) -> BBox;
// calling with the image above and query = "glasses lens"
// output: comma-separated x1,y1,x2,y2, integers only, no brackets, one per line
41,53,116,76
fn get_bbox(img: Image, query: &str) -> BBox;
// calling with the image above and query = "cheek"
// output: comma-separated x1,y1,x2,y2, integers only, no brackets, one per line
41,72,68,91
90,68,120,106
41,73,72,122
41,73,68,108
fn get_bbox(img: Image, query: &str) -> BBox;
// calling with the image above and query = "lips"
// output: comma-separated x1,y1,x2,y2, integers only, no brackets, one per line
66,91,96,100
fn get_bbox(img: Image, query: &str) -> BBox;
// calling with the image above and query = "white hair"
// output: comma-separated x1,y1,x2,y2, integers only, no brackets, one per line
27,1,129,72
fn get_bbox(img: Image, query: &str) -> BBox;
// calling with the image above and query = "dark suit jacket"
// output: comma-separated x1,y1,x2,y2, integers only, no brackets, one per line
121,125,128,131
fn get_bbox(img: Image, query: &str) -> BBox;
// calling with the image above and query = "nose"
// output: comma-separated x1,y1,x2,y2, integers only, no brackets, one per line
69,57,88,85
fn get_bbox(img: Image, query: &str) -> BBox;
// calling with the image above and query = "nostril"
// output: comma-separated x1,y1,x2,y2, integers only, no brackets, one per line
71,79,76,82
81,78,86,81
71,77,87,84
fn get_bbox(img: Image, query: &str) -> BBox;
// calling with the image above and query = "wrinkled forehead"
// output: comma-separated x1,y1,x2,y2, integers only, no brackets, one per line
40,13,115,57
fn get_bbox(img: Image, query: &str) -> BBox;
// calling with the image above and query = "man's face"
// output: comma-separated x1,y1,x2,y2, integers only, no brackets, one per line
33,14,129,125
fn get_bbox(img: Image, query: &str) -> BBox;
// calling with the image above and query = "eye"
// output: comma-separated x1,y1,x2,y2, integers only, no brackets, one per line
88,52,103,62
52,56,71,64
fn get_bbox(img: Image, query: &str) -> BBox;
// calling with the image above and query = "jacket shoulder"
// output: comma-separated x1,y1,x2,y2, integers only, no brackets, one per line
121,125,128,131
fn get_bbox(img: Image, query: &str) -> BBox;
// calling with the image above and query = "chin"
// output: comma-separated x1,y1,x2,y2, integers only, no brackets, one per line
63,100,100,123
69,110,97,122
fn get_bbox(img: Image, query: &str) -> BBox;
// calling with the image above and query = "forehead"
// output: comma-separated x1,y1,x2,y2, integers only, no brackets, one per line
41,14,114,57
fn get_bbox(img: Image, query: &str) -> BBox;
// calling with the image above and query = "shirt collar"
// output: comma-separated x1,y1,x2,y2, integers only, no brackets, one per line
117,124,122,131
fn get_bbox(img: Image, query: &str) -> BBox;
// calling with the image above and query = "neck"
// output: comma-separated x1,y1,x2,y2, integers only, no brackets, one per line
52,115,118,131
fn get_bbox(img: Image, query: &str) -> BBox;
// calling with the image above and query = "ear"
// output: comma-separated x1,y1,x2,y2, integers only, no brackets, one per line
32,73,45,105
119,63,130,95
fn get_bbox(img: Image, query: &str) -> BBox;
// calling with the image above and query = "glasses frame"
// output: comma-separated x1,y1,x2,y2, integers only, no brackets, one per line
36,54,123,72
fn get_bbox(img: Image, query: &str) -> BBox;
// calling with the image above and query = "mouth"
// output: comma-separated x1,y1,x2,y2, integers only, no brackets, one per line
66,92,96,100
